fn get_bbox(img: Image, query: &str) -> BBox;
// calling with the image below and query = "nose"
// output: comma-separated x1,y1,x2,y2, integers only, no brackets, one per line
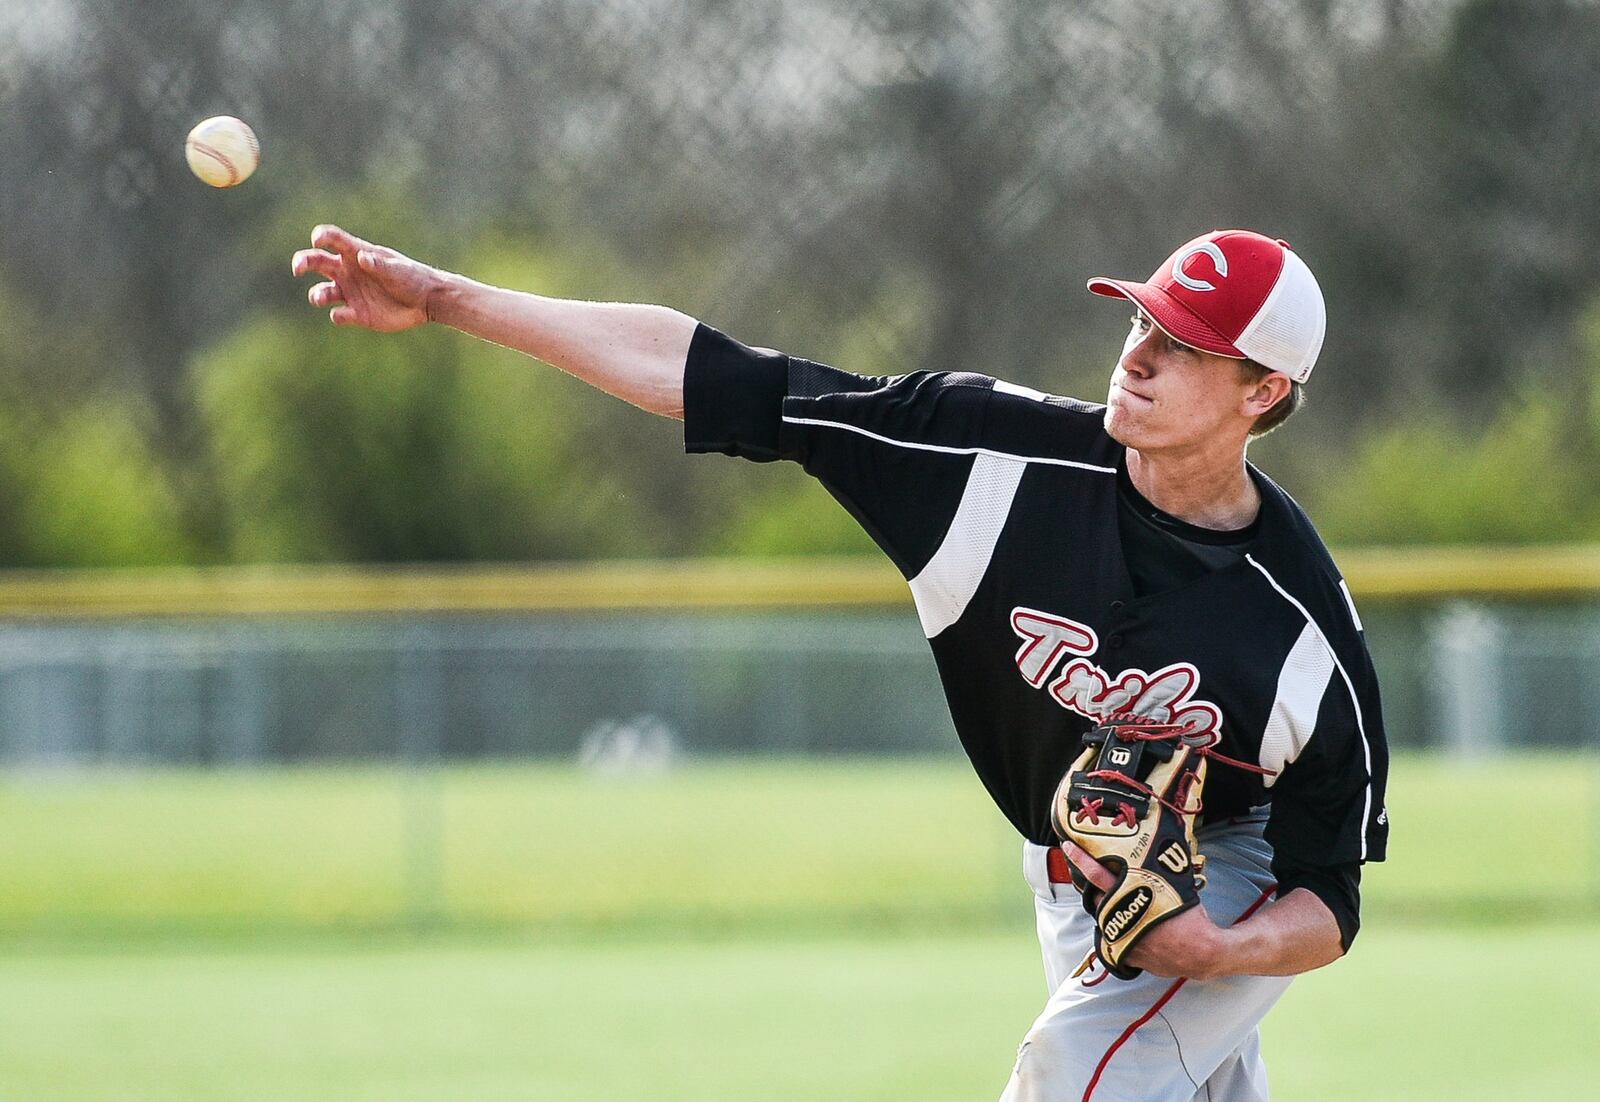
1120,327,1160,378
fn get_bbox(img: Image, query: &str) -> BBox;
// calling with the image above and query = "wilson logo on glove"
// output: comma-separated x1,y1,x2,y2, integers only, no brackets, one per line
1102,888,1152,942
1157,842,1190,874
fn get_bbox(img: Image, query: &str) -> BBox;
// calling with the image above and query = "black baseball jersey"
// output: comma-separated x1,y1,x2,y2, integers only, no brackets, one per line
684,324,1390,907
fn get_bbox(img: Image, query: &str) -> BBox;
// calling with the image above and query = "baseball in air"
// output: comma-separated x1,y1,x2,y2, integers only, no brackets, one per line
184,116,259,188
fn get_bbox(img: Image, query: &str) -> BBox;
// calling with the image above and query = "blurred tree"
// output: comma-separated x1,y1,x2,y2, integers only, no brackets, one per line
0,281,188,567
1312,391,1585,544
3,0,1600,563
16,402,195,567
195,311,662,563
1425,0,1600,401
714,465,881,557
1314,295,1600,545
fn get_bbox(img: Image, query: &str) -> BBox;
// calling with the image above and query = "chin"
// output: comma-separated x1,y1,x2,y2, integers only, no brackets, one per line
1103,406,1142,448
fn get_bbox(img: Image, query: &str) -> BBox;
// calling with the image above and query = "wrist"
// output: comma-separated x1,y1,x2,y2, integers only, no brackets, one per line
423,270,472,328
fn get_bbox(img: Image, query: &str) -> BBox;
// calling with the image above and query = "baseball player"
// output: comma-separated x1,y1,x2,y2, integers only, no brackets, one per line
293,225,1389,1100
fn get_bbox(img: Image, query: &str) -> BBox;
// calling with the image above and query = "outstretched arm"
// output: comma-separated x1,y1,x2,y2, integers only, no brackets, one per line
1062,839,1346,980
291,225,696,419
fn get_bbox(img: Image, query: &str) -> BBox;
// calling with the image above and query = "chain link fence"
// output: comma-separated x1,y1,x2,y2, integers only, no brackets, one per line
0,611,947,765
0,597,1596,765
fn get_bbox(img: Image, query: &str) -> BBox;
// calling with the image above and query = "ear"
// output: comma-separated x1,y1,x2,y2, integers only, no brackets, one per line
1242,372,1291,417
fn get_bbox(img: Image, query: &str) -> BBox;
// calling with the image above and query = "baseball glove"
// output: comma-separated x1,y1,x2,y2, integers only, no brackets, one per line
1051,716,1209,980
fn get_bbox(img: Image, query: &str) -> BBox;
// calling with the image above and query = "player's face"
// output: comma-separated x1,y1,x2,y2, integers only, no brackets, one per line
1103,312,1258,453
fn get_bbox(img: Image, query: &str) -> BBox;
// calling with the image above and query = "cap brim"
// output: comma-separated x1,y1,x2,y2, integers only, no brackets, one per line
1087,278,1247,360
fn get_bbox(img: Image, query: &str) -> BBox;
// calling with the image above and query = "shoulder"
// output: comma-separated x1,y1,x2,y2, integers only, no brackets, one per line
787,361,991,400
975,378,1120,470
784,368,1117,467
1253,470,1341,577
779,365,996,454
1248,468,1366,643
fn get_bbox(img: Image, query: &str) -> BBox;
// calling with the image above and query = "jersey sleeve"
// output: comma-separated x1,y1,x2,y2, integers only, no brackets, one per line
1271,855,1362,952
1263,629,1389,876
683,323,790,462
683,323,996,578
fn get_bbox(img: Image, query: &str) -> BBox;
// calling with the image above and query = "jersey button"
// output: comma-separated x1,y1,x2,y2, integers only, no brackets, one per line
1109,600,1125,613
1108,634,1124,649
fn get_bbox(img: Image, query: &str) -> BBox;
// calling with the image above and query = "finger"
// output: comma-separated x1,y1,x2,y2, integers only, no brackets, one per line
292,249,342,279
329,305,358,327
307,281,343,308
1061,841,1117,893
311,224,373,259
1062,841,1112,882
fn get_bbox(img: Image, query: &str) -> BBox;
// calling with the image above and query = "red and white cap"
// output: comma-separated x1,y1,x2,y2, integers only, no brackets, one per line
1087,230,1326,383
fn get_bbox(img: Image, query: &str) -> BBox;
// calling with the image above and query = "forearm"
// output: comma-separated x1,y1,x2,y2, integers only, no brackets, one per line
427,274,697,419
1201,887,1346,979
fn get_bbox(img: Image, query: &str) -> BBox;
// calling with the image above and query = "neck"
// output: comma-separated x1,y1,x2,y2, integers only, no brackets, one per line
1124,444,1259,530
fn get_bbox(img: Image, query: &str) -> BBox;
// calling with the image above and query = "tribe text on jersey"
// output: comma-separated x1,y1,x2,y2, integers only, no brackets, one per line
1012,608,1222,741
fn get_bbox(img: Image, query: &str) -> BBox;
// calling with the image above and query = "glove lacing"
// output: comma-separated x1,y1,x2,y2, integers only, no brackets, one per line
1074,712,1279,826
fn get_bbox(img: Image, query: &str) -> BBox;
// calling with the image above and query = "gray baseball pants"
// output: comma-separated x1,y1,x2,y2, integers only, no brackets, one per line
1000,817,1292,1101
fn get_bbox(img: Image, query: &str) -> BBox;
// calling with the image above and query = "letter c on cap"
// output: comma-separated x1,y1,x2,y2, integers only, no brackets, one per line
1172,242,1228,293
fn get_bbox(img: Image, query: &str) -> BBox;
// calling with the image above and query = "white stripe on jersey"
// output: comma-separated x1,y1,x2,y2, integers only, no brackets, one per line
1245,555,1376,861
1258,622,1336,785
991,379,1053,402
909,453,1028,638
779,415,1117,473
1339,578,1364,633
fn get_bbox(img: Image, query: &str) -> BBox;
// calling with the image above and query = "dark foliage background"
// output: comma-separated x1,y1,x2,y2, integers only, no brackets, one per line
2,0,1597,565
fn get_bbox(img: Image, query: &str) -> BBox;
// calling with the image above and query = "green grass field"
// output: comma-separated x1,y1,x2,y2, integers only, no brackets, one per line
2,754,1597,1099
2,927,1596,1100
4,753,1594,935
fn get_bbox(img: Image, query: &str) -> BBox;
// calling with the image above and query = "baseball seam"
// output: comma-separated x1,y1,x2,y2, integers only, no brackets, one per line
190,140,239,186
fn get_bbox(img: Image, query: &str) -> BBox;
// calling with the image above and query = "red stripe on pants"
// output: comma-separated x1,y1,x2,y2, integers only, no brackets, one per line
1081,885,1277,1101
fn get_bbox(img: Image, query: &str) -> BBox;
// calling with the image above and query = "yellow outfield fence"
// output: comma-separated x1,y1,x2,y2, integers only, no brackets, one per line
0,559,904,618
1,546,1599,619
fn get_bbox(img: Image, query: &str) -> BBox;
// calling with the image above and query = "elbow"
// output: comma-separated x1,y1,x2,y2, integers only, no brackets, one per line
1311,935,1349,973
1295,918,1351,975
